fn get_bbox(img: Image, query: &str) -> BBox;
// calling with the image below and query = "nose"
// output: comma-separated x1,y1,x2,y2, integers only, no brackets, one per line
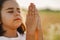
14,11,22,19
14,11,20,16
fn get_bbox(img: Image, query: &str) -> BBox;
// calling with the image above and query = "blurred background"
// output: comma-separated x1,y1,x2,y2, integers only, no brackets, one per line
16,0,60,40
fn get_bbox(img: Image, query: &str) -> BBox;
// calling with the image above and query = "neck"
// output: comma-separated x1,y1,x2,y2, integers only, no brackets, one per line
2,25,18,38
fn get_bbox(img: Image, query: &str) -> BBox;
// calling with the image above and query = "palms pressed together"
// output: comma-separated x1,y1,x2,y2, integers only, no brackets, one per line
26,3,43,40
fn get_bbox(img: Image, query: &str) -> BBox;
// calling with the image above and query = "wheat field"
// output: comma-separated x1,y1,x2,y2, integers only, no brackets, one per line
21,9,60,40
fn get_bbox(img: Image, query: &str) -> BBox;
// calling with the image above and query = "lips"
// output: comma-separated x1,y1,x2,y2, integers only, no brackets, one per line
15,18,21,21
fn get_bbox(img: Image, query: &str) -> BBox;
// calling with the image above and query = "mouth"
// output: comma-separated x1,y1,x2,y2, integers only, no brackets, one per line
14,18,21,21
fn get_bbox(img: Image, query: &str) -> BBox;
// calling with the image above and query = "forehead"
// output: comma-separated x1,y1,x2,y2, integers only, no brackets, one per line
2,0,19,9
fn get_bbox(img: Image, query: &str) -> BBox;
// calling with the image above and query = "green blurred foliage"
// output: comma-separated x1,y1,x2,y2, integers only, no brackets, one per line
53,34,60,40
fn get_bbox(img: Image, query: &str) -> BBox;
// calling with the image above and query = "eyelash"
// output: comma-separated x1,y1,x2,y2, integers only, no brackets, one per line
7,11,20,13
8,11,14,13
18,11,20,13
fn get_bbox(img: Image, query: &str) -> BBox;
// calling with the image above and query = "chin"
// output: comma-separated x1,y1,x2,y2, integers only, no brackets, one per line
11,21,22,29
14,23,21,28
11,25,21,30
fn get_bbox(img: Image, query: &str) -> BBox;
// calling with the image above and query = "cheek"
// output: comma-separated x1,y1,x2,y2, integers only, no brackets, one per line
1,13,22,28
1,13,14,26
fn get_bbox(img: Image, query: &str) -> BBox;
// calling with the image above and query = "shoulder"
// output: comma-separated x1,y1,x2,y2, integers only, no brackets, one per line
0,36,7,40
17,32,26,40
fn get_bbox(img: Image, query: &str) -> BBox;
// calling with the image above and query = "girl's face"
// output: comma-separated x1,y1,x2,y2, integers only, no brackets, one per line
1,0,22,29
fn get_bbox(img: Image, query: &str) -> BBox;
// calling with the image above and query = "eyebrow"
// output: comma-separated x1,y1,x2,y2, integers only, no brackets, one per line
17,8,20,10
6,8,13,10
6,8,20,10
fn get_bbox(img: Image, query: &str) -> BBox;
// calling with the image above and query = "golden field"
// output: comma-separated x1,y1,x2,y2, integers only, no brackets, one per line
21,9,60,40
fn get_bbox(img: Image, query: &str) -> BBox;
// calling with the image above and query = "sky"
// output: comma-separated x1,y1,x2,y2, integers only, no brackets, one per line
16,0,60,10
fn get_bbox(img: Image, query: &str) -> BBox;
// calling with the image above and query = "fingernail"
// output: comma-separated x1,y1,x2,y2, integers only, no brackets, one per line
30,3,34,5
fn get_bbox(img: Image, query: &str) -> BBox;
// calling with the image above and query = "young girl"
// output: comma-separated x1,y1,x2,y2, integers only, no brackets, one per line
0,0,43,40
0,0,26,40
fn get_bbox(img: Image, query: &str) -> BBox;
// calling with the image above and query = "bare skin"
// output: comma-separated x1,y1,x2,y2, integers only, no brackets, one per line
26,3,43,40
1,0,43,39
1,0,22,37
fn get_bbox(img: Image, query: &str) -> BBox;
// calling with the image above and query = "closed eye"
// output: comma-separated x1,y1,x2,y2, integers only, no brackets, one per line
7,11,14,13
17,11,21,13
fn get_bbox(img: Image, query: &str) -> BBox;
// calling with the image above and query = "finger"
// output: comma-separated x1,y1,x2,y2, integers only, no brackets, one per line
29,3,38,20
34,6,39,15
30,3,39,17
28,6,31,16
31,3,35,15
28,3,34,16
31,3,35,12
28,3,35,15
